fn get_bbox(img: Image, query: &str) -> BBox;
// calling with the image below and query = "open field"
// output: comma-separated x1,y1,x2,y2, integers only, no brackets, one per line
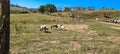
10,13,120,54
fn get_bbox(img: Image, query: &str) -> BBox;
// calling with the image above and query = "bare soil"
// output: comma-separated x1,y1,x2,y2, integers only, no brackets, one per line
64,24,89,32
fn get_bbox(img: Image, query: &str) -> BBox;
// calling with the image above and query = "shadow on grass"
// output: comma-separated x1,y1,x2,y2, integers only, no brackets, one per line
44,31,52,33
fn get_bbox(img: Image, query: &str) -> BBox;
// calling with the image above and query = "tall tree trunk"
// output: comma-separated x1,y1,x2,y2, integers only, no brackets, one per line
0,0,10,54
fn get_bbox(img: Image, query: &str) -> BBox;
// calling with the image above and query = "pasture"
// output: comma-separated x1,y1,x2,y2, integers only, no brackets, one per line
10,13,120,54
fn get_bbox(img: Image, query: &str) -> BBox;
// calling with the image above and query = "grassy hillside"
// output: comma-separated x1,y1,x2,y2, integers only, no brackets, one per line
76,10,120,19
10,6,30,14
10,13,120,54
48,10,120,21
10,6,28,11
10,4,37,13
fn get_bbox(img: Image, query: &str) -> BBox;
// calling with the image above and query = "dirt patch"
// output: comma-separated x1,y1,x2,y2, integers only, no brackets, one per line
111,26,120,30
64,24,89,32
44,40,60,44
99,22,120,30
106,36,120,41
87,30,97,35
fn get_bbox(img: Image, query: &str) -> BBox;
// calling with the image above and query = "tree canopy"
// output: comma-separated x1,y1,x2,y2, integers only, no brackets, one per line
64,7,71,12
38,4,57,14
38,5,45,14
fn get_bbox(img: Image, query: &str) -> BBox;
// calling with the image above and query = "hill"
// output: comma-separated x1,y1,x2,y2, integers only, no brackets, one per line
10,4,37,14
49,10,120,20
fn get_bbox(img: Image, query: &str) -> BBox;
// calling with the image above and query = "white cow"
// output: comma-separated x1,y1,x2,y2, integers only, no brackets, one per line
40,25,48,32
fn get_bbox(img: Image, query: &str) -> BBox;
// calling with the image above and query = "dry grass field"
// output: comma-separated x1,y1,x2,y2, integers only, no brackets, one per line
10,13,120,54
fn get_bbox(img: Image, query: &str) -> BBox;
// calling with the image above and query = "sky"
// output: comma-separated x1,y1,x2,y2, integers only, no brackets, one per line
10,0,120,10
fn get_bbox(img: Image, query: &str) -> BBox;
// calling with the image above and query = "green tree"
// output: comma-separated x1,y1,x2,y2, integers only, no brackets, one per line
64,7,71,12
38,5,45,14
38,4,57,14
45,4,57,13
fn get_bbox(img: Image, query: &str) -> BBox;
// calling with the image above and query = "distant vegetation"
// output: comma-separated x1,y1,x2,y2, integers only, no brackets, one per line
73,10,120,19
10,3,120,19
64,7,71,12
10,4,37,14
38,4,57,14
37,4,120,20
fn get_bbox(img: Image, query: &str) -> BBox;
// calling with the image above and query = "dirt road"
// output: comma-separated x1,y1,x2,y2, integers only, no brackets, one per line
99,22,120,30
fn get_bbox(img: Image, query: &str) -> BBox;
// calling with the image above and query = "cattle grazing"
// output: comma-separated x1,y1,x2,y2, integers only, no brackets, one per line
50,24,65,30
117,20,120,23
40,25,48,32
114,20,117,23
50,24,58,29
109,19,120,23
60,25,65,29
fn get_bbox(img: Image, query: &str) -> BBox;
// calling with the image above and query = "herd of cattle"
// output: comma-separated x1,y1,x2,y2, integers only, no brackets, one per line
109,19,120,23
40,24,65,33
40,18,120,33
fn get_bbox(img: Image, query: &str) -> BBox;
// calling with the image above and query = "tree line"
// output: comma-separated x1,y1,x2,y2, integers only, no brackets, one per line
38,4,115,14
10,3,116,14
